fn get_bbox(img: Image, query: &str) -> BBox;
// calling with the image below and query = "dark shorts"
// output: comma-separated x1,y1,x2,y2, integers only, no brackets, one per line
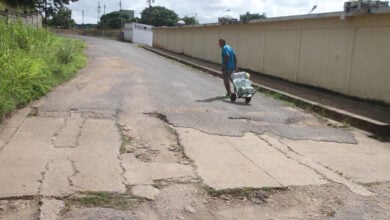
222,69,234,84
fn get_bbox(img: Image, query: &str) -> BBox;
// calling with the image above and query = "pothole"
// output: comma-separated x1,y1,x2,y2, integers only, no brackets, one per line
203,185,288,205
143,112,169,124
118,112,194,165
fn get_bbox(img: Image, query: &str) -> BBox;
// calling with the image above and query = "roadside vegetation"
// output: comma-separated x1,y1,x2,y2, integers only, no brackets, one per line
0,19,86,121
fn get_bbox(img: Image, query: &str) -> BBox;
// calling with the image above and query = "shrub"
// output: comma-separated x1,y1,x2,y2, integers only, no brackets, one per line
0,19,86,120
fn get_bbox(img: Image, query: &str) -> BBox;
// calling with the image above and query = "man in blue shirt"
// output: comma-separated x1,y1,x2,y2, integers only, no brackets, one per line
219,39,238,96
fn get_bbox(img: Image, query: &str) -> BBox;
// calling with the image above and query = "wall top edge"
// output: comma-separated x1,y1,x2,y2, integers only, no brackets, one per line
154,8,390,30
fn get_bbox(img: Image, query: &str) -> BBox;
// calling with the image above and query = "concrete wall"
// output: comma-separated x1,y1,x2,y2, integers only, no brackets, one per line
154,11,390,103
124,23,153,47
0,10,42,27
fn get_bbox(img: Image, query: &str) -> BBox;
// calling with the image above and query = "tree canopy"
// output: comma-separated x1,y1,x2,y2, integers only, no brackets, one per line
48,7,75,29
239,12,266,23
98,11,135,29
140,6,178,27
182,16,198,25
4,0,78,11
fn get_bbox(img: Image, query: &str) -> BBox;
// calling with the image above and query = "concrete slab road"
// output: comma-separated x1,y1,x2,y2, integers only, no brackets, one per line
0,36,389,220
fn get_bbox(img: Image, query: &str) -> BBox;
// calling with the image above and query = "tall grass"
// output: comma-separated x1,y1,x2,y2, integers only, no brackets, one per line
0,19,86,120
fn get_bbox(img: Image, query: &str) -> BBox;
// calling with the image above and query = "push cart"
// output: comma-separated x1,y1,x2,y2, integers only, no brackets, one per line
230,72,256,104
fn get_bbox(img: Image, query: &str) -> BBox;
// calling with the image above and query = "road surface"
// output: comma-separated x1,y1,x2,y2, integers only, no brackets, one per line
0,36,389,220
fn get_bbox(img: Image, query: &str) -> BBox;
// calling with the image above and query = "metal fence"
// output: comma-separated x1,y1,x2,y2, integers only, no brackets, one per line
0,10,42,27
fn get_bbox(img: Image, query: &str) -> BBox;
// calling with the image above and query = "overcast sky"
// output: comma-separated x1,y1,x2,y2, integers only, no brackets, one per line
68,0,345,24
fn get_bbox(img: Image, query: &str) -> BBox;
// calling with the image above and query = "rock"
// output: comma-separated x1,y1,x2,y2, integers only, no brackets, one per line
132,185,160,200
249,197,265,204
9,201,24,210
148,149,160,155
184,205,196,213
159,181,168,186
179,160,190,165
220,195,232,201
125,146,137,153
0,204,7,211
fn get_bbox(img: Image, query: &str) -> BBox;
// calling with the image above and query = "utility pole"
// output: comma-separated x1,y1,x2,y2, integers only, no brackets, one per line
97,0,101,23
82,10,85,35
147,0,155,8
119,0,123,29
147,0,155,25
44,0,47,28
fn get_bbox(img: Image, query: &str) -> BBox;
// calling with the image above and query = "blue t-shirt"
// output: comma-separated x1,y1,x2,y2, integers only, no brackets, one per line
222,45,236,70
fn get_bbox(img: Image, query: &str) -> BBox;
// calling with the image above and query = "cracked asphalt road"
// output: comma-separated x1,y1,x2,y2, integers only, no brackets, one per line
0,36,389,220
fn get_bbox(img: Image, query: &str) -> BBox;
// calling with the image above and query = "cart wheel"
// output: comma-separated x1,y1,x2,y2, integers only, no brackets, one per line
245,97,252,104
230,93,237,102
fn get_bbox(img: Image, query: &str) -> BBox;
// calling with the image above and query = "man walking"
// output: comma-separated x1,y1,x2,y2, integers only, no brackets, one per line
218,38,238,97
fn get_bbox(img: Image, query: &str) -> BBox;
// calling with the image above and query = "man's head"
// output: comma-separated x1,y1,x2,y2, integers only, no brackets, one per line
218,39,226,48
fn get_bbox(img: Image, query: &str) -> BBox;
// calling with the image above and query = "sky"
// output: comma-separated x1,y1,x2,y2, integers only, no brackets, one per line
67,0,346,24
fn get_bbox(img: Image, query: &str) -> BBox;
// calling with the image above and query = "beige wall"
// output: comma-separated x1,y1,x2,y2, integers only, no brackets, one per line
154,12,390,103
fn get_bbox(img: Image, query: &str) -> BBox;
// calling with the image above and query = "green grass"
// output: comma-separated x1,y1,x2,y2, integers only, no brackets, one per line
116,123,132,154
65,192,140,211
0,19,86,121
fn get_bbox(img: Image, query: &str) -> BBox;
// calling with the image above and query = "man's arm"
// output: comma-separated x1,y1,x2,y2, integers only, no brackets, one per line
234,54,238,71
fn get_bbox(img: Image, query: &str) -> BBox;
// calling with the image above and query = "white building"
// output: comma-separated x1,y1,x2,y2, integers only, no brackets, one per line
123,23,153,47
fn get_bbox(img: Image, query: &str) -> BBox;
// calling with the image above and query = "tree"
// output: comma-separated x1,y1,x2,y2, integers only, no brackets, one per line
98,11,134,29
140,6,178,27
5,0,78,11
4,0,35,8
48,7,75,29
4,0,78,26
239,12,266,23
182,16,198,25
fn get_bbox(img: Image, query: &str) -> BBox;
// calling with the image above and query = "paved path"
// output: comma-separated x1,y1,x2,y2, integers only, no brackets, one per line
143,46,390,136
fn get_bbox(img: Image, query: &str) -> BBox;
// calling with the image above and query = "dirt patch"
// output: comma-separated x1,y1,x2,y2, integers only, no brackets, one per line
58,182,390,219
0,199,39,220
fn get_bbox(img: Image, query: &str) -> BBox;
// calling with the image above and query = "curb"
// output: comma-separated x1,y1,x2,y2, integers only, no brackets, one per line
140,45,389,139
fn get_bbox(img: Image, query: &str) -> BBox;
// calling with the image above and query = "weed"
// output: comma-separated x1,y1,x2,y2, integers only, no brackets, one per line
120,134,131,154
260,90,297,107
341,118,351,128
304,104,313,112
319,108,327,118
0,20,86,121
272,92,283,100
284,100,297,108
203,185,285,197
65,192,140,210
116,123,132,154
